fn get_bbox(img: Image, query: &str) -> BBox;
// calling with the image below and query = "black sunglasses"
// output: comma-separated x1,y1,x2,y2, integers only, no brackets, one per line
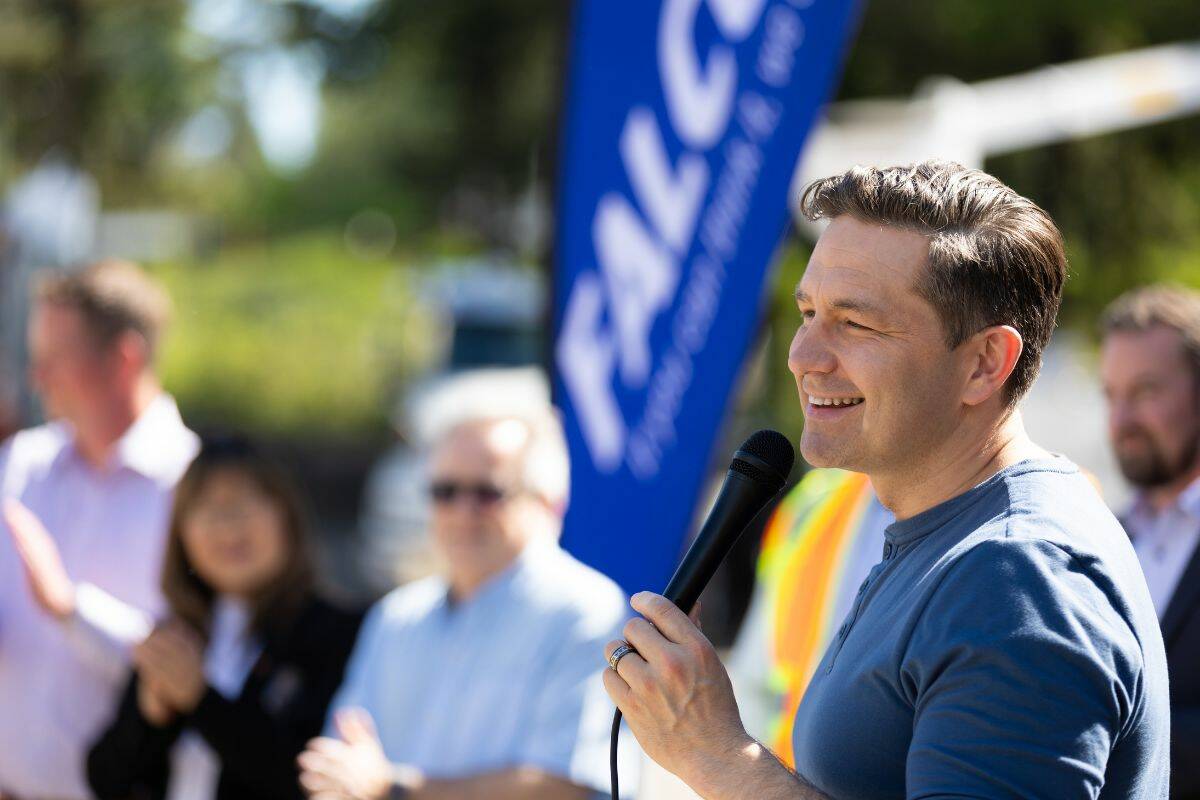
429,480,511,506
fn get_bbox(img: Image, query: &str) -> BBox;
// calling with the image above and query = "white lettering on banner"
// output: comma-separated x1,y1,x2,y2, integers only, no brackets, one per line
622,107,708,254
556,272,626,471
660,0,737,151
737,91,783,142
758,5,805,87
661,0,769,150
628,348,694,479
672,253,725,353
560,0,808,475
594,193,681,387
709,0,770,39
627,253,726,480
699,137,763,262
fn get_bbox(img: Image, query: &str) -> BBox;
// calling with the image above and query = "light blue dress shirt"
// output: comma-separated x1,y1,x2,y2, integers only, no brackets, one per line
326,537,640,796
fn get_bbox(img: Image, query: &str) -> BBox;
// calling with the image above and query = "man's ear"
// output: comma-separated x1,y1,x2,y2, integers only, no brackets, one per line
112,330,151,378
962,325,1023,407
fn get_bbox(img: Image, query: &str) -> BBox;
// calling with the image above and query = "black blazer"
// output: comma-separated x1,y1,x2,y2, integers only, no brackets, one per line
87,597,364,800
1160,543,1200,800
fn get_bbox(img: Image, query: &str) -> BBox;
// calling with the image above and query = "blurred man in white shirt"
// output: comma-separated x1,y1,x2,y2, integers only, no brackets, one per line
0,259,198,799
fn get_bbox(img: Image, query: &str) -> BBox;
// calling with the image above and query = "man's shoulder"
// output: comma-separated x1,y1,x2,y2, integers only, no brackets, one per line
933,522,1161,666
522,543,629,612
120,395,200,485
915,527,1168,730
372,575,450,624
511,544,628,638
951,490,1139,604
996,464,1135,566
923,462,1149,628
0,421,70,480
957,459,1127,556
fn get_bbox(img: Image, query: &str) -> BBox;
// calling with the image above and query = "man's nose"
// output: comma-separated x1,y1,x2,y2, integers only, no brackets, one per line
788,322,836,380
1106,395,1138,436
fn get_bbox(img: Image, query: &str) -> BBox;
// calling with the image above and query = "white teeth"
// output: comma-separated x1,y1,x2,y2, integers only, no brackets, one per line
810,396,863,407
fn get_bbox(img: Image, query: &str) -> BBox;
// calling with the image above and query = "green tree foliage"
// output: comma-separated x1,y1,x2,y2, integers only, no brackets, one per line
263,0,566,243
151,231,437,439
754,0,1200,438
0,0,224,201
4,0,1198,441
838,0,1200,324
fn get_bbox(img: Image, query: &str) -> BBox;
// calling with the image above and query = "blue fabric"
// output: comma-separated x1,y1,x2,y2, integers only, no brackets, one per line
554,0,860,596
791,458,1170,799
325,539,638,796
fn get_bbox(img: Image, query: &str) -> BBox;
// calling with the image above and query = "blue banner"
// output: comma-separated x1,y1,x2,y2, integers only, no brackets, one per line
554,0,860,595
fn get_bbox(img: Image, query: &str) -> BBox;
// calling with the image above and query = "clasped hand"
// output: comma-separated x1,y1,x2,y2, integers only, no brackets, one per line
298,708,418,800
132,620,207,725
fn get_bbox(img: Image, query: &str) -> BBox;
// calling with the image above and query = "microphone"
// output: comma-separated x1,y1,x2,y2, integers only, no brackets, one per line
610,429,795,800
662,429,795,612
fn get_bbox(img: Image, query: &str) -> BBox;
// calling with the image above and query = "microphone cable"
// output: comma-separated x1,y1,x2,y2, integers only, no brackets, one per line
611,709,624,800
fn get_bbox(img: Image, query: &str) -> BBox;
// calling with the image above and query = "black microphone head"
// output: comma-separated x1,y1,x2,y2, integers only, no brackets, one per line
730,429,794,493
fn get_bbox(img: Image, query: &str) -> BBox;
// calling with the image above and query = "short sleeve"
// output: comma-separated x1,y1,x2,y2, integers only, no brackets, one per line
901,538,1140,800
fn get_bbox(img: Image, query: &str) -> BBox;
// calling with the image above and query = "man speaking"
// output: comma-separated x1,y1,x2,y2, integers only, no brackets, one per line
604,160,1169,798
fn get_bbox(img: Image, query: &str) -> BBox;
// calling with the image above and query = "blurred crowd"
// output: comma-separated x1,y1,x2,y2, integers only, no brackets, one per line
2,257,1200,799
0,260,636,800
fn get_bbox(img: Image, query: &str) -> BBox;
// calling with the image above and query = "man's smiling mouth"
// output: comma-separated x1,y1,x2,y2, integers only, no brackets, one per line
807,394,864,408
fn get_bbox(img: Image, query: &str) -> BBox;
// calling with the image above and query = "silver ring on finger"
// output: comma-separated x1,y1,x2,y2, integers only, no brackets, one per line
608,641,638,672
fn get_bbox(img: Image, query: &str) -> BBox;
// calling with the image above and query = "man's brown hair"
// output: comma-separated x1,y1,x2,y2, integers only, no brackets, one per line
1101,284,1200,382
35,259,171,359
799,160,1067,404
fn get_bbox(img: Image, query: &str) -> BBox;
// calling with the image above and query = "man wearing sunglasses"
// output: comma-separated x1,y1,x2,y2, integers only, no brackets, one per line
298,405,639,800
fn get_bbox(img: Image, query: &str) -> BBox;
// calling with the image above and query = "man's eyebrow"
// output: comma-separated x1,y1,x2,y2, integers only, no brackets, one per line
794,287,888,318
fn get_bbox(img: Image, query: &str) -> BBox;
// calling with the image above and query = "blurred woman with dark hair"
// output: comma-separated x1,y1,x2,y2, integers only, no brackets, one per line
87,436,363,800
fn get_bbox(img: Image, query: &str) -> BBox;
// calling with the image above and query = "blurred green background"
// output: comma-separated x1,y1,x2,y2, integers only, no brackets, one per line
5,0,1198,446
1,0,1198,518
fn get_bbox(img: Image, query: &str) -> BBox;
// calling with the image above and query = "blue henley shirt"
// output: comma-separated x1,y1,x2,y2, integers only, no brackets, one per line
791,458,1170,799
